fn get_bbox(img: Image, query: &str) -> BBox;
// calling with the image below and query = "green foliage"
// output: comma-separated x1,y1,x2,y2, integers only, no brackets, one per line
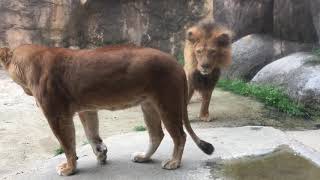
103,39,128,45
312,48,320,57
217,79,307,117
305,48,320,65
304,56,320,66
93,39,128,47
133,125,146,131
54,147,64,156
177,52,184,65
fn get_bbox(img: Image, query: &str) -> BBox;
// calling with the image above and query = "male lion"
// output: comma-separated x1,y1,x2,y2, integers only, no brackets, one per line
184,21,232,121
0,44,214,176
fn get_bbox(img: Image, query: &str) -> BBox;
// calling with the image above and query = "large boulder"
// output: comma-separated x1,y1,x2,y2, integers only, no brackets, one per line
252,52,320,110
273,0,318,43
213,0,273,40
224,34,314,81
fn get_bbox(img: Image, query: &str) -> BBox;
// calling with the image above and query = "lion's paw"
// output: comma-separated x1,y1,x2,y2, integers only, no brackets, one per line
95,143,108,164
56,162,76,176
131,152,150,163
161,159,180,170
199,113,211,122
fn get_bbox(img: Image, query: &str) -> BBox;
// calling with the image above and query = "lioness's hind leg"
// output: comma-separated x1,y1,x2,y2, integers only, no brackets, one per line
132,102,164,163
79,111,107,164
159,102,186,170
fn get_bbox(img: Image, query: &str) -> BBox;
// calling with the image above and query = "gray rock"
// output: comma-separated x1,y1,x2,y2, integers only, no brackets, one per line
213,0,273,40
224,34,314,81
273,0,318,43
252,52,320,110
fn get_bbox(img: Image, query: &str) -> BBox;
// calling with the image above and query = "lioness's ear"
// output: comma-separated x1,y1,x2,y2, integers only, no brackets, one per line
216,33,231,47
186,27,201,44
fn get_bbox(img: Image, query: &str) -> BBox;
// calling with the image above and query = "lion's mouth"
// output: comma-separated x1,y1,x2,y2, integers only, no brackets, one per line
200,70,211,75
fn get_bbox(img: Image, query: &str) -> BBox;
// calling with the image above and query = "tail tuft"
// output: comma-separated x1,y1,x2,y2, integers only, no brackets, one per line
198,140,215,155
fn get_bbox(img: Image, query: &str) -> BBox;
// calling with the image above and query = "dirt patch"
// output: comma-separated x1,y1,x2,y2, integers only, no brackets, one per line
189,90,319,130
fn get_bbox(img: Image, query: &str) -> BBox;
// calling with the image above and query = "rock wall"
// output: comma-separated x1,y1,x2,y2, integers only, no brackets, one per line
0,0,213,56
213,0,273,40
0,0,78,48
310,0,320,43
213,0,320,44
273,0,318,43
1,0,319,53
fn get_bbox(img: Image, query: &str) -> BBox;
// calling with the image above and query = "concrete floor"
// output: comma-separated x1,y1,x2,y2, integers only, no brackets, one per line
3,126,320,180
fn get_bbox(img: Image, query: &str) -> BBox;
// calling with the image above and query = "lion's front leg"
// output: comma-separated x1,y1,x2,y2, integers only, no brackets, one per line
199,90,213,121
45,114,77,176
79,111,107,164
34,77,78,176
186,73,195,104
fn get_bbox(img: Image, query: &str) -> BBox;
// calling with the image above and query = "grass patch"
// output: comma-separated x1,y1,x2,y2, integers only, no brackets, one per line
304,48,320,65
54,147,64,156
304,56,320,66
133,125,146,131
217,79,308,117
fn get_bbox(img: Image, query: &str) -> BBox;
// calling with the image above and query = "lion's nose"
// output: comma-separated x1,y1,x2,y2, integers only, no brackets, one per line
201,64,210,69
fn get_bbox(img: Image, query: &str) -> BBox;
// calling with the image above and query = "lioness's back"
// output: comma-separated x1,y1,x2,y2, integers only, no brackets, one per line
12,44,184,106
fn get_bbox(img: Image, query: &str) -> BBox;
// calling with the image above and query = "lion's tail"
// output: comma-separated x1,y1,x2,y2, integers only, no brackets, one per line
182,76,214,155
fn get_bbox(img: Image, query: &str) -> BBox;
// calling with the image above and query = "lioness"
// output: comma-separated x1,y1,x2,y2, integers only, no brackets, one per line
0,44,214,176
184,21,232,121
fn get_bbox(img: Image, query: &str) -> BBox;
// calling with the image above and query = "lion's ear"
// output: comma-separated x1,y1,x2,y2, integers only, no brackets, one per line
186,27,201,44
216,33,231,47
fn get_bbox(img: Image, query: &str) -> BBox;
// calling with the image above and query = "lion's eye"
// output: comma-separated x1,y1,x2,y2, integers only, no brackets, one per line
196,49,202,54
209,49,217,54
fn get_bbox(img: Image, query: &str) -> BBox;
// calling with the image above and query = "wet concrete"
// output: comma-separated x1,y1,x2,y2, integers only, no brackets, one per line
4,127,320,180
209,147,320,180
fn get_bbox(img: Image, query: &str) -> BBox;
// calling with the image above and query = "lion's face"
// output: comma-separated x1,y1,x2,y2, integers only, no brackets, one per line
186,24,232,75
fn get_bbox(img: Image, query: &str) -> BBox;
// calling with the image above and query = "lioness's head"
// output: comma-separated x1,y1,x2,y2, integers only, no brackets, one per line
0,47,12,69
186,21,232,75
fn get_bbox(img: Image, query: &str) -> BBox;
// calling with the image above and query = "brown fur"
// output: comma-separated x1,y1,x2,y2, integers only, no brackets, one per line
0,44,214,176
184,21,232,121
